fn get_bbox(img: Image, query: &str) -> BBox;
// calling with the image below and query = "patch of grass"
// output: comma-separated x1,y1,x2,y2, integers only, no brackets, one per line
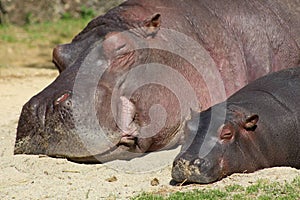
0,23,8,29
23,18,91,42
232,194,247,200
225,184,244,193
133,176,300,200
0,17,94,70
246,181,261,194
134,193,164,200
0,17,92,46
61,12,73,20
134,189,227,200
0,34,17,42
170,189,227,200
0,24,18,42
0,64,8,69
80,6,96,19
25,12,34,25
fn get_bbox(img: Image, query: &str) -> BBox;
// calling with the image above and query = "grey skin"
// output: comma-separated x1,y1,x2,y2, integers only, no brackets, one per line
172,67,300,184
15,0,300,163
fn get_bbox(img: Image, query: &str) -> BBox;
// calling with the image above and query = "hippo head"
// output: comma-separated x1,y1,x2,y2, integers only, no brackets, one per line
14,3,205,163
172,103,260,183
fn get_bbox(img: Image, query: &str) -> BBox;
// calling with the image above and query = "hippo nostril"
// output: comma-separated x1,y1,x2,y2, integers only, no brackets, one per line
24,96,46,126
26,97,40,114
173,157,190,169
64,99,72,108
193,159,201,165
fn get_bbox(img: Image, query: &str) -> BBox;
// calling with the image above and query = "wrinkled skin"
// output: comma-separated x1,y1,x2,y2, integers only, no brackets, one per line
172,67,300,184
15,0,300,163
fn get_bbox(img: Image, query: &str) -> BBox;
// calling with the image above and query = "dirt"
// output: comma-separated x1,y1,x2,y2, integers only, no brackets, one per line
0,37,299,200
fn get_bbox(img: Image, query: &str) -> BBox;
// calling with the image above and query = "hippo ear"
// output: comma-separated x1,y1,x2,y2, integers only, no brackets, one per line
143,13,161,37
244,115,259,130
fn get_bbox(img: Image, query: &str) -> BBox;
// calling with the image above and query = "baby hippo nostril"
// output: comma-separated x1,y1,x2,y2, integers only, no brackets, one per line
192,158,205,167
173,157,190,169
54,92,72,108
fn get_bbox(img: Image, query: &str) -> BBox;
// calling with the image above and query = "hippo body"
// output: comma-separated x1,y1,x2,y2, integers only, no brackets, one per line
15,0,300,163
172,67,300,184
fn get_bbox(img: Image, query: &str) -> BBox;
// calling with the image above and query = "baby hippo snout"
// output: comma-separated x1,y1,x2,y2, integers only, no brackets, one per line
172,152,219,184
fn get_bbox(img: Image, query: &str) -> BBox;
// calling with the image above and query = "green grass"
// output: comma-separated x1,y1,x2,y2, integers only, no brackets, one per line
80,6,96,19
133,176,300,200
134,189,227,200
0,16,94,70
0,64,8,69
0,17,93,46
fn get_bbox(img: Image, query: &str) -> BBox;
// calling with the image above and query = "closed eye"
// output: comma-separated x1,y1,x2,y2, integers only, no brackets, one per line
116,44,126,52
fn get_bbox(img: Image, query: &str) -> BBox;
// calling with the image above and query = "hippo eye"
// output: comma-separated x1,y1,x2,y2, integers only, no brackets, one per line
116,44,126,52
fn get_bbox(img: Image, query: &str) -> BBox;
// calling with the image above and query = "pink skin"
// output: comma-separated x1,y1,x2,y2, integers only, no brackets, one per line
117,96,139,145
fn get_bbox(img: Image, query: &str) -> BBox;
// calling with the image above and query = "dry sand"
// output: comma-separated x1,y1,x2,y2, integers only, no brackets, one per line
0,66,299,200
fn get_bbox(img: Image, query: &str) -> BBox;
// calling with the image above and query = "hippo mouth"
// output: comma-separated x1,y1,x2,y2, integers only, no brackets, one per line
14,113,141,163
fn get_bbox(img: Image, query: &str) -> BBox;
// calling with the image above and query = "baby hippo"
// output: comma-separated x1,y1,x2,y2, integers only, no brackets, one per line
172,67,300,184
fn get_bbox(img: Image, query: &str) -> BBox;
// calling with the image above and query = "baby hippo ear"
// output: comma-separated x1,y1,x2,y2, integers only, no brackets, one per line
143,13,161,37
244,114,259,130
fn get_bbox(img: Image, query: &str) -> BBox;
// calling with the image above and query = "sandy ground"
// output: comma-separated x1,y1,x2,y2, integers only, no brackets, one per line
0,56,299,200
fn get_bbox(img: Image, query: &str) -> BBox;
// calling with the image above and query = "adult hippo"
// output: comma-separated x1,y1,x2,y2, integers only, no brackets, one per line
172,67,300,184
15,0,300,163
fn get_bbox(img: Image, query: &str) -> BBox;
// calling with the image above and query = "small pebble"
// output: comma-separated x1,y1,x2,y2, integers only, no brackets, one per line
151,178,159,186
106,176,118,182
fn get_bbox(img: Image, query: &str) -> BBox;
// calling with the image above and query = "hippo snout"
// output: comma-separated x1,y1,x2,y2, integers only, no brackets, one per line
15,95,47,141
14,97,47,154
25,96,40,114
14,90,75,155
172,156,203,184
